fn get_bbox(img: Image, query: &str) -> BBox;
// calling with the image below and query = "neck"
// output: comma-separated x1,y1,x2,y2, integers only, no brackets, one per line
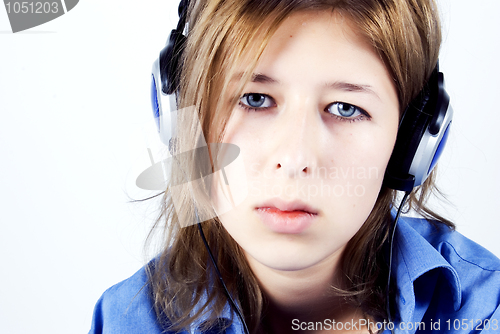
245,249,368,333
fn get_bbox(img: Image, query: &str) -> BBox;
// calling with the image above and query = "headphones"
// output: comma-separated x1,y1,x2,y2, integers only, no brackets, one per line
384,66,453,191
150,0,189,152
150,0,453,192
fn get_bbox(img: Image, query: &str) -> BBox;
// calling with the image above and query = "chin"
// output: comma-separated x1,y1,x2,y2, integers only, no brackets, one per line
244,242,342,272
251,254,315,272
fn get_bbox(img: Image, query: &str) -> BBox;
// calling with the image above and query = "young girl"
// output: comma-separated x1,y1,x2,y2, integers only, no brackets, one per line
90,0,500,333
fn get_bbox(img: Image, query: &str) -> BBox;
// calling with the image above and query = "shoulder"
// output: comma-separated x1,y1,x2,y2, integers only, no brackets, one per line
395,216,500,328
401,216,500,273
88,263,168,334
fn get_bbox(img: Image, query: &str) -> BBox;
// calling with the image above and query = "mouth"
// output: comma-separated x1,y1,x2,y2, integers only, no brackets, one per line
255,198,319,234
256,198,319,214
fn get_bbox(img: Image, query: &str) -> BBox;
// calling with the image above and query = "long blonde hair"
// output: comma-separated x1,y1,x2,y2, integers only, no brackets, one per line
146,0,453,332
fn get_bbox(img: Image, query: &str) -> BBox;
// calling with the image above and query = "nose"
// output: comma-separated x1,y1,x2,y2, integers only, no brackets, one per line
271,101,321,178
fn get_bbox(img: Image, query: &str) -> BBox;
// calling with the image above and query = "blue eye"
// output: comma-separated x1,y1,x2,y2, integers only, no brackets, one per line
239,93,275,110
326,102,367,119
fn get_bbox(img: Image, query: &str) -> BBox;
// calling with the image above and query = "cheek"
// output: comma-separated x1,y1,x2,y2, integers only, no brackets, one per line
210,116,261,216
314,126,396,220
327,127,396,180
356,131,396,182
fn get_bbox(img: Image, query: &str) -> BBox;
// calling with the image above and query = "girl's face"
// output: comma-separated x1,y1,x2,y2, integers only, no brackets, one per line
213,11,399,274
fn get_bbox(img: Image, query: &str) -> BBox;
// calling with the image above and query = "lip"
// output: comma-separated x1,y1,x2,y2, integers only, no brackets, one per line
255,198,319,234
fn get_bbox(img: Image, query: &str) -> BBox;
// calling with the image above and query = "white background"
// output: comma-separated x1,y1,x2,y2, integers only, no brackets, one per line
0,0,499,333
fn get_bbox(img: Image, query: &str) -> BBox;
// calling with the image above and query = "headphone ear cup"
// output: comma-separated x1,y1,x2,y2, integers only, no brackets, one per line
150,28,187,148
150,0,190,149
384,67,453,191
151,59,178,148
384,98,433,191
159,29,187,95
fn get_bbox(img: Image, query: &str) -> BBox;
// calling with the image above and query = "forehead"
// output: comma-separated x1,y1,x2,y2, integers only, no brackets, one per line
268,10,364,48
248,10,396,105
259,10,373,70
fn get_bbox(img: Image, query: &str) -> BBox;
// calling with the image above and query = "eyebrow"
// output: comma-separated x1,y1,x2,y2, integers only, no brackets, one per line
251,73,280,84
237,72,381,100
325,81,381,100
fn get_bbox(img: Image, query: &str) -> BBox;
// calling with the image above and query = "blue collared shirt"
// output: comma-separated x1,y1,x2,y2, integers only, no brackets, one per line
89,216,500,333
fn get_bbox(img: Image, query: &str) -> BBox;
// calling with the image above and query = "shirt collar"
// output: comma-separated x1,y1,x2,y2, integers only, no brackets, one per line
392,214,462,324
188,291,244,334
